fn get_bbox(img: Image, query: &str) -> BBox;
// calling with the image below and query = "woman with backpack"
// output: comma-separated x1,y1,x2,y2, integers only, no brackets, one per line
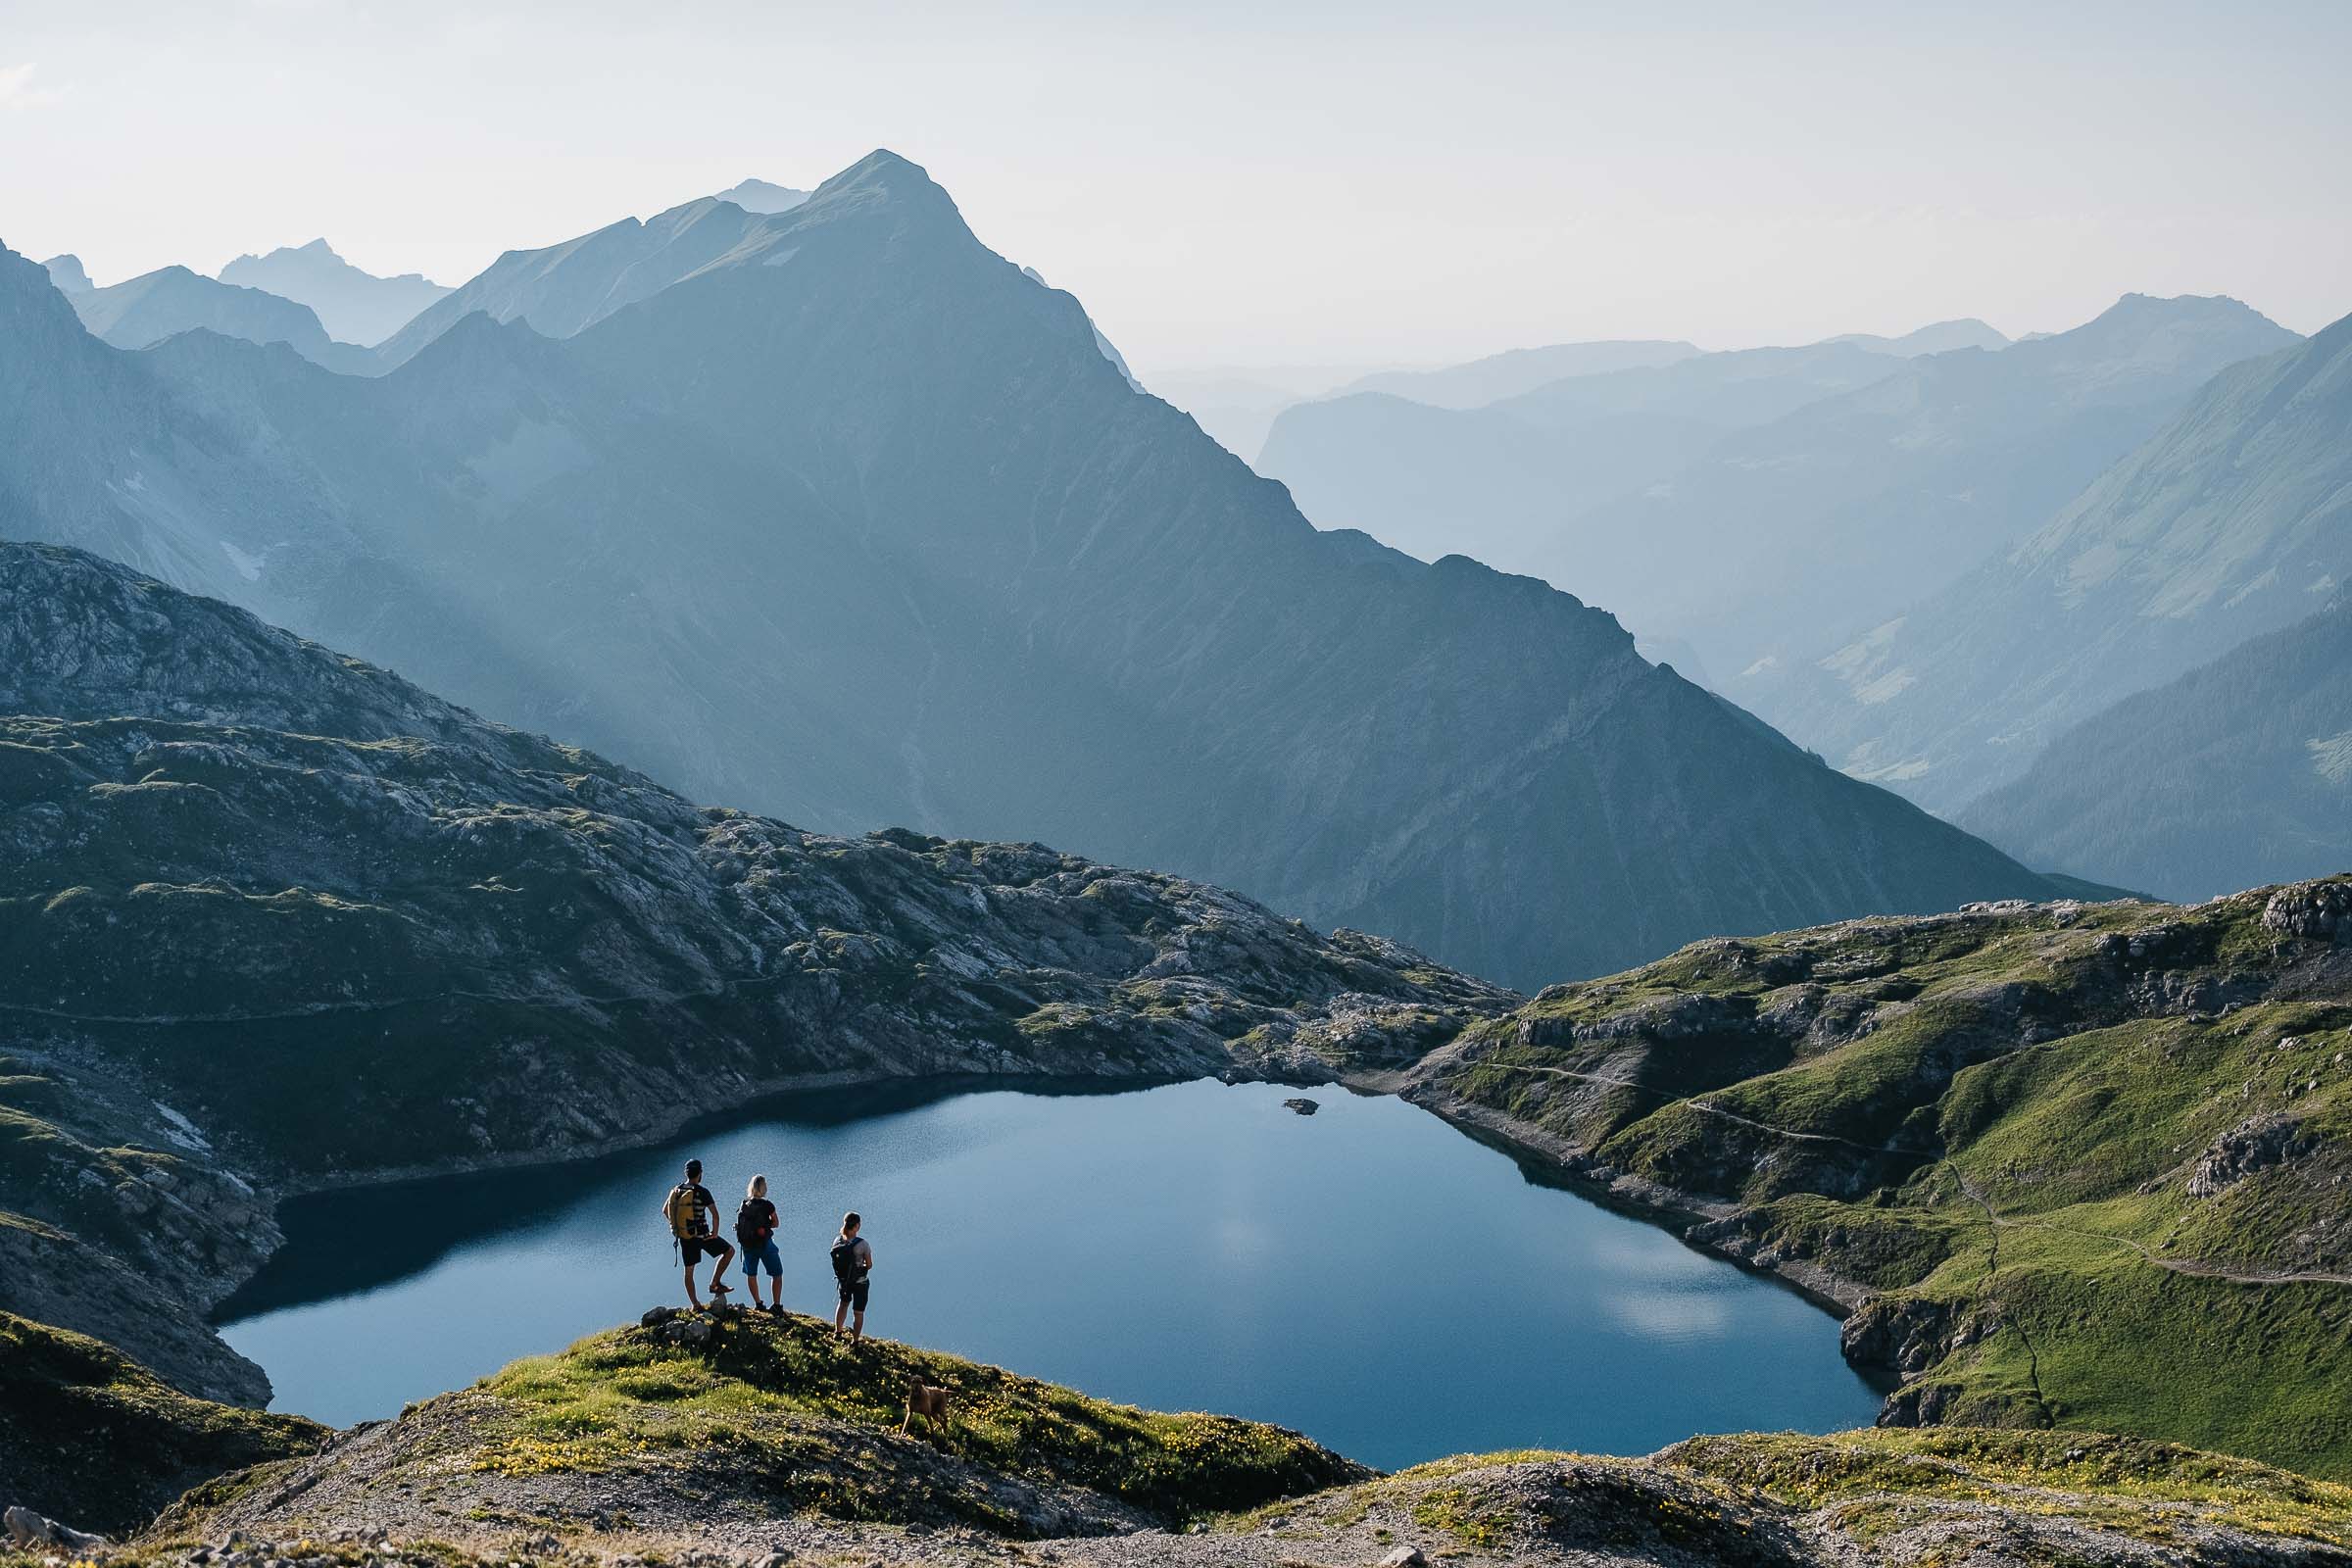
736,1174,784,1314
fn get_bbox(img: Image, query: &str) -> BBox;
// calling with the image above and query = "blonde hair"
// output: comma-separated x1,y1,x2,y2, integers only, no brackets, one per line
747,1174,768,1200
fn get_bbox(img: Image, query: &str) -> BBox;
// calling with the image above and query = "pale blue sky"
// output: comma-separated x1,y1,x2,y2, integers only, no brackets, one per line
3,0,2346,369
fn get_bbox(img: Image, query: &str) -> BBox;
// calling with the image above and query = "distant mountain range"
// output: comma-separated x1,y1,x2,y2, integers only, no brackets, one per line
51,262,373,371
219,238,450,346
1782,311,2352,818
1825,318,2010,355
1257,338,1909,572
1593,292,2299,690
1332,339,1701,410
1263,296,2296,704
0,150,2081,987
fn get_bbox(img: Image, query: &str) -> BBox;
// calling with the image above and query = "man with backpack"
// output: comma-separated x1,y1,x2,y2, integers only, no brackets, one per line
663,1158,735,1311
830,1211,873,1341
736,1173,784,1315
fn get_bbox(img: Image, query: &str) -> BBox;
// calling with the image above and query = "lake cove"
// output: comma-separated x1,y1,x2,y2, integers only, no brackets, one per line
218,1078,1883,1468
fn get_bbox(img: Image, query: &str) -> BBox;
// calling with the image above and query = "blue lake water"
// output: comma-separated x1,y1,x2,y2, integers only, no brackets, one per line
216,1077,1884,1469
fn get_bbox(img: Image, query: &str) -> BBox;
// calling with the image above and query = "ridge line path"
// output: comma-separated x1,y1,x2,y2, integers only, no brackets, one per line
1468,1059,2352,1289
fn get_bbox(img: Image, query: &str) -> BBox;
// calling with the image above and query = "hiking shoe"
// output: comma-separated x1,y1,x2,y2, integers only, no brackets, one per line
709,1281,733,1297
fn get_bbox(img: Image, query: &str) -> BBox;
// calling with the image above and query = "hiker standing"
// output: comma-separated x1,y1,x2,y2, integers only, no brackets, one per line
663,1158,735,1310
830,1211,873,1341
737,1173,784,1315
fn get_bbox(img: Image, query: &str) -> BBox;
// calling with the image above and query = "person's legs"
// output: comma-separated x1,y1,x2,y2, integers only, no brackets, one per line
834,1286,850,1334
709,1241,735,1295
849,1279,869,1341
682,1254,704,1310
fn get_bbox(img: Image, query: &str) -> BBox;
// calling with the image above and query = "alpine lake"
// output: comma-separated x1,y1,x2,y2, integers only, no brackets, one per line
217,1077,1885,1470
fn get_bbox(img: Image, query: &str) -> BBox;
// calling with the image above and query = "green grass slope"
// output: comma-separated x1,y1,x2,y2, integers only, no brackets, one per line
0,1312,323,1535
1414,877,2352,1477
116,1323,2352,1567
162,1309,1363,1544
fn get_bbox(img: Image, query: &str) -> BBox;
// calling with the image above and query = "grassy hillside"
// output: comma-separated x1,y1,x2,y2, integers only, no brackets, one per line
164,1309,1363,1544
102,1317,2352,1568
1413,877,2352,1477
0,1312,322,1534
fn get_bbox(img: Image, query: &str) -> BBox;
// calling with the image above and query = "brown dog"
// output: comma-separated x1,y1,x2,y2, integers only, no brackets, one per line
902,1380,953,1435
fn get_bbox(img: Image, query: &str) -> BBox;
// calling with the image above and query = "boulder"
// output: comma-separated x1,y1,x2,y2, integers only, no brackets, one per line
1283,1097,1320,1115
4,1505,110,1552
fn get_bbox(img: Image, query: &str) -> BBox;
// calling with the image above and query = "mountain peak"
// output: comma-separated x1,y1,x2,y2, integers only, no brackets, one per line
40,253,93,293
711,177,808,215
814,148,957,215
2049,291,2297,364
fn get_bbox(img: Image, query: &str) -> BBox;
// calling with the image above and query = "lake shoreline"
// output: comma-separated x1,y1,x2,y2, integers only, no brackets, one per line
1394,1081,1878,1318
211,1057,1887,1398
217,1072,1886,1457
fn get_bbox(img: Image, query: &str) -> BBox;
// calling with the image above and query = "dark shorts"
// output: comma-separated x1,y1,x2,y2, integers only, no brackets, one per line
742,1239,783,1278
681,1235,731,1264
837,1276,870,1311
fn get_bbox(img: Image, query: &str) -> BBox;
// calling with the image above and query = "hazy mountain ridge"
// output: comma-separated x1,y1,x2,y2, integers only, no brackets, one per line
1960,595,2352,898
712,175,810,213
219,237,450,346
0,153,2074,988
40,253,91,293
1577,292,2301,688
368,194,774,368
1256,295,2297,707
1782,309,2352,815
1826,317,2010,355
60,263,375,372
1254,338,1906,571
1332,337,1702,410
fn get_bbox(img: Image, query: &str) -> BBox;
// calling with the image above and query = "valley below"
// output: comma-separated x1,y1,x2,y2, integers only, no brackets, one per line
3,540,2349,1568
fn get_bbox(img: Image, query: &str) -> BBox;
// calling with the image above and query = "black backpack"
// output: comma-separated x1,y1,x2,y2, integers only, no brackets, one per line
830,1236,864,1283
735,1199,771,1249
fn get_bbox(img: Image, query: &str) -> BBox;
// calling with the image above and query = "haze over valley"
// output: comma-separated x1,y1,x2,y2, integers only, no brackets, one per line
4,6,2351,1565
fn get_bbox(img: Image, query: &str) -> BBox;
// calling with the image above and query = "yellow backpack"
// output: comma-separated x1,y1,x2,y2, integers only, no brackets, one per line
663,1183,704,1239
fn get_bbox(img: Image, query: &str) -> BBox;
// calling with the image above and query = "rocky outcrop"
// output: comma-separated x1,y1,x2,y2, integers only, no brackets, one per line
2264,882,2352,945
2187,1114,2323,1198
